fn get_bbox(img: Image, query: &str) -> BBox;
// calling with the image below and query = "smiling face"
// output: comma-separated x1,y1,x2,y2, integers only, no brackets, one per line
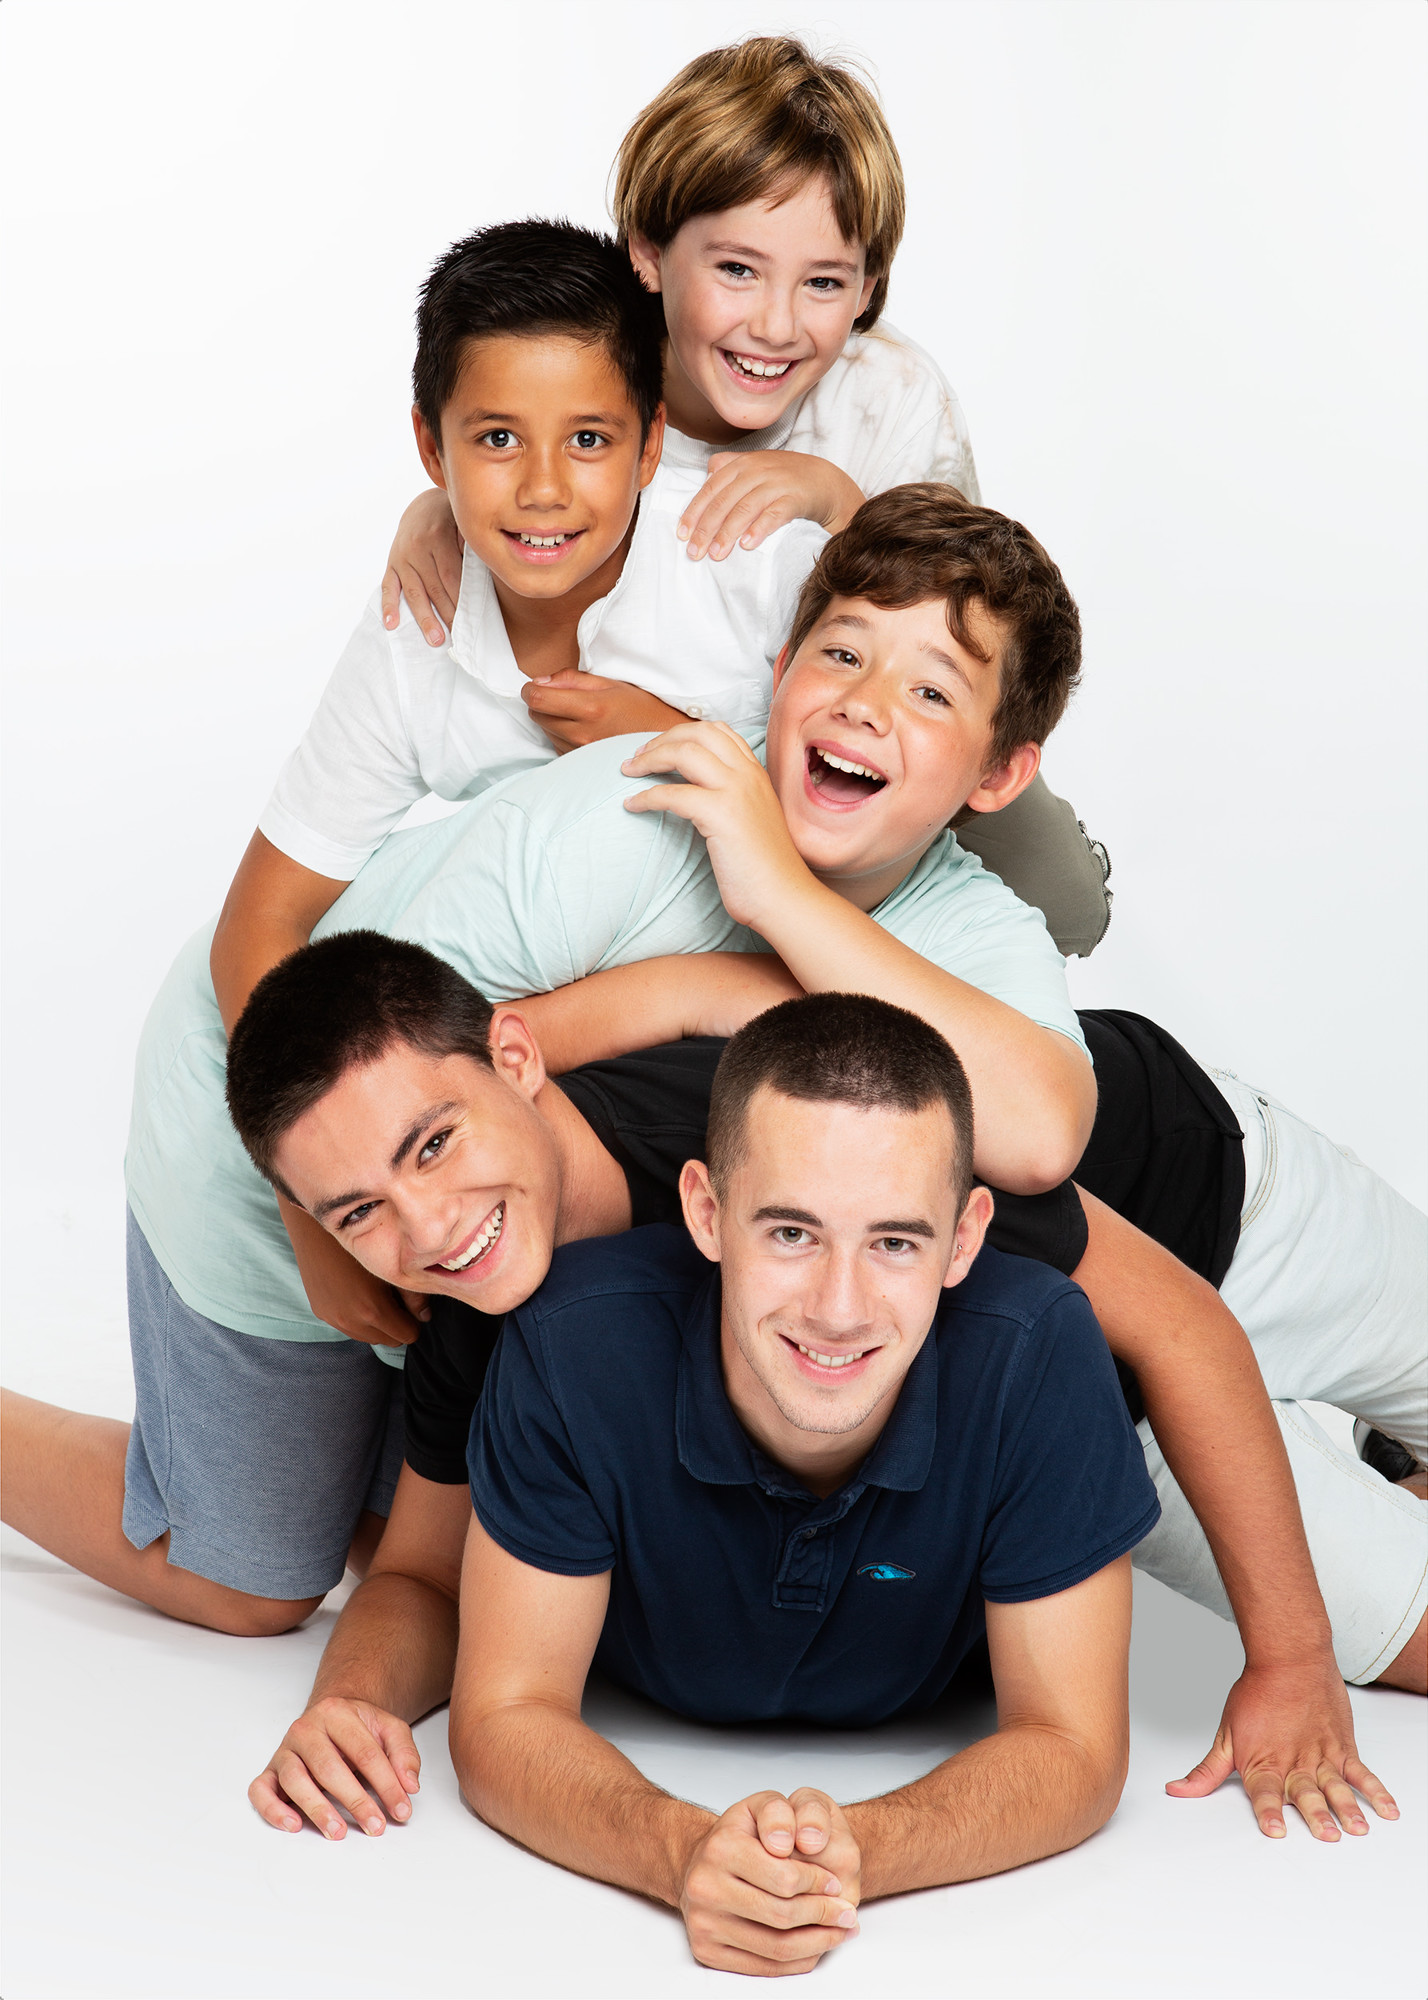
629,176,875,447
413,332,664,610
271,1020,563,1316
763,594,1041,913
681,1088,991,1491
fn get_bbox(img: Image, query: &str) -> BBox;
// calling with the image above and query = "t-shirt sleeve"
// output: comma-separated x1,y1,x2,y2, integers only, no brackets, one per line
855,333,982,503
468,1314,617,1576
758,517,828,663
258,597,427,879
401,1302,501,1484
887,852,1090,1058
978,1288,1160,1602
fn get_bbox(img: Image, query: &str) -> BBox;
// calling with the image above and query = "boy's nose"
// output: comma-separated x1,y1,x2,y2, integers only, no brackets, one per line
517,447,571,508
746,287,799,350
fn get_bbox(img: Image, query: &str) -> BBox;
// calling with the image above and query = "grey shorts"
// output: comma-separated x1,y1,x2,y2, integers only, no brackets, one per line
122,1208,404,1600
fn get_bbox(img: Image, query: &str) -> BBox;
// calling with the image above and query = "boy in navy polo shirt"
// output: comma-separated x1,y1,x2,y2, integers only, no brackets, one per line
453,996,1159,1978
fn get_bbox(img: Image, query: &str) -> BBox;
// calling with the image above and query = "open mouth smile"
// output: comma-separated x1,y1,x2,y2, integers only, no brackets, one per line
804,743,889,807
501,529,586,564
427,1201,505,1277
719,348,799,388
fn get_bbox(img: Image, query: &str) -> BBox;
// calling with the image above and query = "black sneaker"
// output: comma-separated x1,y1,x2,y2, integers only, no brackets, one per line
1354,1419,1421,1484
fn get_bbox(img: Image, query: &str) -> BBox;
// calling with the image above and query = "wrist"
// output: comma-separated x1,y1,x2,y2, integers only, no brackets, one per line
662,1800,718,1910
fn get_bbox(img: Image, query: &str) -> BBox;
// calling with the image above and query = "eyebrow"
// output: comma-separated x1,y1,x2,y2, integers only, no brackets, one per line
308,1099,462,1222
917,641,974,691
461,409,629,428
752,1204,937,1240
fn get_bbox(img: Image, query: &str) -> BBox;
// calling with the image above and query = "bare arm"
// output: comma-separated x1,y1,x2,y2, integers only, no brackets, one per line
451,1521,859,1975
248,1466,469,1838
1073,1191,1395,1838
210,829,347,1035
622,724,1095,1192
847,1558,1132,1896
517,952,803,1075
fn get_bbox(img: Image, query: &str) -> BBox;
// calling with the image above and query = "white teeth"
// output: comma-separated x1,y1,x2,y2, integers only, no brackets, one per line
726,352,791,379
439,1204,504,1270
818,750,883,781
518,533,571,547
796,1343,867,1369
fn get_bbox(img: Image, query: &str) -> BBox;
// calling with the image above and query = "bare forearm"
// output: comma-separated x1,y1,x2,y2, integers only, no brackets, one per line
759,884,1094,1191
454,1702,713,1903
518,953,801,1074
1075,1191,1331,1661
211,913,313,1036
310,1572,459,1723
847,1723,1122,1898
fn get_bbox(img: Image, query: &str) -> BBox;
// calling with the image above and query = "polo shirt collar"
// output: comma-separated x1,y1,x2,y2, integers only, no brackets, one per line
675,1274,939,1497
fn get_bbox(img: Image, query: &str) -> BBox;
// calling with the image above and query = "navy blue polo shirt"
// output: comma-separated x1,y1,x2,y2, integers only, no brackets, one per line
469,1225,1159,1729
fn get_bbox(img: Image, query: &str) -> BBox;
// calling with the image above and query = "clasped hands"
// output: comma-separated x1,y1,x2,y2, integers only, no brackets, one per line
679,1788,861,1978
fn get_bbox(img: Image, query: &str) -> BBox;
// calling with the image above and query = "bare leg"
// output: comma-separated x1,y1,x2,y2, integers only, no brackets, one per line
1,1388,323,1638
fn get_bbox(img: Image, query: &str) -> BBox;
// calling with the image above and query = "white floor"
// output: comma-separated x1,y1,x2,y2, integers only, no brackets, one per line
3,1499,1425,1998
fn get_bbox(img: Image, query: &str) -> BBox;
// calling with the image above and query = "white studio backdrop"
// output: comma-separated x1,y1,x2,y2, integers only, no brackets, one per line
2,0,1425,1394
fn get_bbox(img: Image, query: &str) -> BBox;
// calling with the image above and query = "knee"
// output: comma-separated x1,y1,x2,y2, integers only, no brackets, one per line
202,1592,324,1639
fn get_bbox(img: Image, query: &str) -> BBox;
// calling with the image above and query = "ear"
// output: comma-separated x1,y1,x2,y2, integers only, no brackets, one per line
638,403,666,488
962,740,1041,817
627,233,663,294
679,1158,723,1264
487,1007,548,1102
854,272,876,319
412,404,448,492
771,642,791,692
942,1183,994,1289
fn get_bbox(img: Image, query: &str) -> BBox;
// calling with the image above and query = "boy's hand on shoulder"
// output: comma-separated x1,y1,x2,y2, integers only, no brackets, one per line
381,487,464,647
678,450,863,560
1167,1655,1398,1841
522,670,688,753
679,1788,860,1976
621,722,806,928
249,1696,420,1840
280,1199,429,1347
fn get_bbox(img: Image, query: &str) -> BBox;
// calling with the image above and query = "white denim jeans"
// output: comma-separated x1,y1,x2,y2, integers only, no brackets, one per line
1131,1073,1428,1683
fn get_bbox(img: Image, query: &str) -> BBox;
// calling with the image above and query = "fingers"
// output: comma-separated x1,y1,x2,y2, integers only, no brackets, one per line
389,561,446,647
380,565,403,633
753,1792,798,1858
249,1767,306,1834
1343,1753,1398,1820
1165,1740,1235,1799
398,1288,433,1324
786,1788,833,1857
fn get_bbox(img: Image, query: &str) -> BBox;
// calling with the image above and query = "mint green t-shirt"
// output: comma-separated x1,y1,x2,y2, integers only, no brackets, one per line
125,732,1087,1348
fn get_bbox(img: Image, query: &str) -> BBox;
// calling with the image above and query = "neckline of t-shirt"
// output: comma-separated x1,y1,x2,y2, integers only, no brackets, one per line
664,400,803,466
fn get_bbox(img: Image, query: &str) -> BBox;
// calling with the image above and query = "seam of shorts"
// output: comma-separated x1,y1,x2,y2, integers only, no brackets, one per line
1239,1095,1279,1231
164,1526,346,1601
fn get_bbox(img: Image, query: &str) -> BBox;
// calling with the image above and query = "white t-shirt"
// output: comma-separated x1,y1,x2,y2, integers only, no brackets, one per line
126,732,1083,1351
259,461,827,881
658,321,981,503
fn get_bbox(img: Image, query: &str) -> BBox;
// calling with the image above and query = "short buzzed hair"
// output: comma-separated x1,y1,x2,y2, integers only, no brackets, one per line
706,994,974,1207
226,932,494,1199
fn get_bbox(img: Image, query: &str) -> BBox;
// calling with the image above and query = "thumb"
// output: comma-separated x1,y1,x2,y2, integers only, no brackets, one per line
1167,1732,1235,1798
399,1289,433,1322
532,667,587,687
378,1720,421,1790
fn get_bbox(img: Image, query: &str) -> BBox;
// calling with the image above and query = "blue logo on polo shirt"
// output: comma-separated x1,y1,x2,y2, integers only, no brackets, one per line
858,1562,916,1581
